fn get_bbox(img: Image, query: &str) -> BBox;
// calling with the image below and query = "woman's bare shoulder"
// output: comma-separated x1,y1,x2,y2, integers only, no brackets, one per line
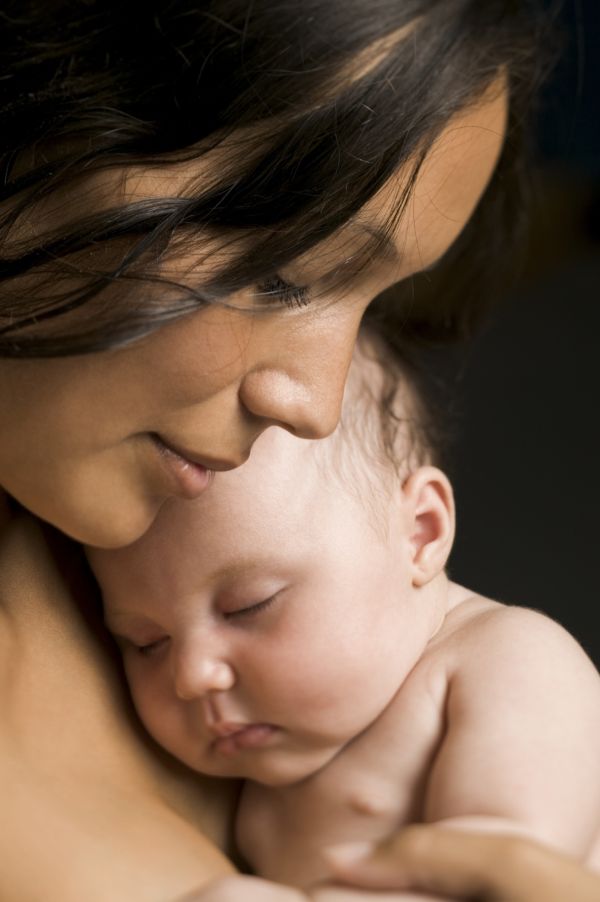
0,775,235,902
0,511,236,901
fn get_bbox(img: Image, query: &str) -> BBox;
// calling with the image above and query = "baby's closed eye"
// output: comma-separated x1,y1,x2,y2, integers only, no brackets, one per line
221,592,281,622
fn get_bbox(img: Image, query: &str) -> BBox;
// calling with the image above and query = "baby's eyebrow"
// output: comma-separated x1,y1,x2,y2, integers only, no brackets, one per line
105,627,129,644
102,607,141,630
103,613,125,634
207,557,272,583
102,611,161,645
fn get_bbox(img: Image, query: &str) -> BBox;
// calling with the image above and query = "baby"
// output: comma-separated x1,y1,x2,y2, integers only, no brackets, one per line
88,334,600,890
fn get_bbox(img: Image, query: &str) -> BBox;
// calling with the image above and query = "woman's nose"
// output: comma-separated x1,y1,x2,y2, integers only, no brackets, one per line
173,645,236,701
238,314,360,440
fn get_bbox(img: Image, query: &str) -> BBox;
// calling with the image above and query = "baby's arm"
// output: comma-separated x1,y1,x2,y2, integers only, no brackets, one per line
424,606,600,857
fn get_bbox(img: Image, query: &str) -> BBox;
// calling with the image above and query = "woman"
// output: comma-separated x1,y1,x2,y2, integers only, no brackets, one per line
0,2,574,899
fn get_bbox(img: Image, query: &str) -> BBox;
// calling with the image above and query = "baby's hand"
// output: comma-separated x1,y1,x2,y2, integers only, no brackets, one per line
176,875,307,901
311,888,448,901
178,874,448,901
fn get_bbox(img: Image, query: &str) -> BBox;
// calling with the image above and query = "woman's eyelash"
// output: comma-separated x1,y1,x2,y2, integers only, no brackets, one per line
225,594,279,621
256,275,311,309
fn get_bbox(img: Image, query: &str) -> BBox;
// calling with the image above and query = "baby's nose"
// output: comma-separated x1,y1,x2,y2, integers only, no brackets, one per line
173,650,236,701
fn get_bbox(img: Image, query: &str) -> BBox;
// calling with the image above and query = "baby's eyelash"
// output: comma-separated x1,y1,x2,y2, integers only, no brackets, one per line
256,275,311,309
224,594,279,621
135,636,169,657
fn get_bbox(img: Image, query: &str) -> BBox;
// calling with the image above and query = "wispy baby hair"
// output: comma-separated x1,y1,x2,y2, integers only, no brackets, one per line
315,328,445,534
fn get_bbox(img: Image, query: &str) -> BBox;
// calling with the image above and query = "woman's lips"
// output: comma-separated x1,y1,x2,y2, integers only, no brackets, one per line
212,724,280,756
150,433,215,499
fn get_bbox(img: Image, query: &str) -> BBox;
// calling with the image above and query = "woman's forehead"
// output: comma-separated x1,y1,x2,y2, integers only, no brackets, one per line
139,73,508,282
357,74,509,277
13,68,507,300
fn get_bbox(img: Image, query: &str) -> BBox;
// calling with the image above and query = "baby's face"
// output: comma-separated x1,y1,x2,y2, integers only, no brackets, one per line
89,427,437,787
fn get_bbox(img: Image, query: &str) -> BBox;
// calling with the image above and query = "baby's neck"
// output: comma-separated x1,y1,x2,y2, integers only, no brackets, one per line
418,569,455,644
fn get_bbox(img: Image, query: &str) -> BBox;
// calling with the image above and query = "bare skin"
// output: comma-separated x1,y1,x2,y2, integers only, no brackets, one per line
0,79,508,899
0,512,237,901
326,826,600,902
0,78,508,549
188,832,600,902
88,368,600,898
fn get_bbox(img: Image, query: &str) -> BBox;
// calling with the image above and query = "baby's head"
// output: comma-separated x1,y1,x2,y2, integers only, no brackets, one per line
88,333,454,786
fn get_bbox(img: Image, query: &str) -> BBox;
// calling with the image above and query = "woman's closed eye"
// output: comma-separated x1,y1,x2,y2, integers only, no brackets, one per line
252,236,400,313
255,275,311,310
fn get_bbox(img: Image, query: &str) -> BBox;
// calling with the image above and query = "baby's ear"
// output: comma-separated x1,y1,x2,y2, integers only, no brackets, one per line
402,467,455,587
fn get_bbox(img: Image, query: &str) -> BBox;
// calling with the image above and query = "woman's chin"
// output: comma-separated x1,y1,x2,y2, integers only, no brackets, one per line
54,500,163,549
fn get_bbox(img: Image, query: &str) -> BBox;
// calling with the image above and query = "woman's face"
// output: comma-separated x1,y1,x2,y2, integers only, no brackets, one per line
0,79,507,547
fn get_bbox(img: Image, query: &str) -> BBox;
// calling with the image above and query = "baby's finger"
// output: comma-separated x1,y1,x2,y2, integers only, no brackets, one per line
312,886,448,902
326,826,487,894
176,874,308,902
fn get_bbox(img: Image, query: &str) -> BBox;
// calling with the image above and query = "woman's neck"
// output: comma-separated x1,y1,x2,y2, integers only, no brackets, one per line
0,512,238,851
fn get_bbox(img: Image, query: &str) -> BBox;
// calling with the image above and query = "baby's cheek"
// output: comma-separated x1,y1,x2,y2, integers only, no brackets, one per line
126,666,161,728
129,672,187,753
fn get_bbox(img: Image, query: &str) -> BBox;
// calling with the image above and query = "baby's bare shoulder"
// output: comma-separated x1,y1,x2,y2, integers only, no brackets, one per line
457,597,588,658
422,598,600,850
436,593,600,710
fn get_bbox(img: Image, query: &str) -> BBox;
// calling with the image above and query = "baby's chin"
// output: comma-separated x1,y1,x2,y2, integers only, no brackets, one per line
199,744,343,787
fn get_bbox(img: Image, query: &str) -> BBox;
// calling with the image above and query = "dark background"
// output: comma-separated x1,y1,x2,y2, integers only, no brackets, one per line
448,0,600,666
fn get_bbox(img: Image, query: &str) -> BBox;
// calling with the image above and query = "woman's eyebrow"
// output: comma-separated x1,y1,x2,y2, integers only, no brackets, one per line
301,219,402,280
349,220,402,264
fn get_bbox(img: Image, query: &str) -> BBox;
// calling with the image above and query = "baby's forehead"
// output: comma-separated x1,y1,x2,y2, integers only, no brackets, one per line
90,427,329,571
90,440,347,620
205,426,327,514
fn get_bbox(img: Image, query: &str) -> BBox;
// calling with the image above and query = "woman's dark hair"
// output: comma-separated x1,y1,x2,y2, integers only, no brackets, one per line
0,0,556,357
